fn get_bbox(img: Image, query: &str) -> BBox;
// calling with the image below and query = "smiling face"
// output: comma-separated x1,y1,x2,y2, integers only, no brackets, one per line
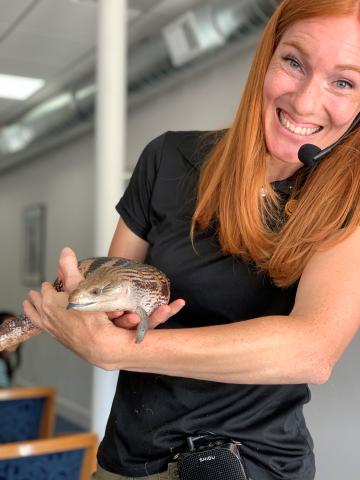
262,13,360,179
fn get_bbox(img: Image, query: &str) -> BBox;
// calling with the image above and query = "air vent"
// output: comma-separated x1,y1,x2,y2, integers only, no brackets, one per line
70,0,97,6
162,7,226,68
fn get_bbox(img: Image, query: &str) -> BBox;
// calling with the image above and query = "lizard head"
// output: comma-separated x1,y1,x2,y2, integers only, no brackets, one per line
67,267,134,312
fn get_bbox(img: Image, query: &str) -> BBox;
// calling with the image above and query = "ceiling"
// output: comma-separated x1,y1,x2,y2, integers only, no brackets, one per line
0,0,206,125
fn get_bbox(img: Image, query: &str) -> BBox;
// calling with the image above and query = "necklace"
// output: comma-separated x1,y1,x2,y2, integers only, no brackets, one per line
260,184,298,216
260,187,267,197
284,199,298,216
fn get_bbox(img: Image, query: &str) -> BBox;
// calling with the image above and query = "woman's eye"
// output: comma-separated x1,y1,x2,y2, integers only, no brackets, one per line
284,56,301,70
335,79,353,89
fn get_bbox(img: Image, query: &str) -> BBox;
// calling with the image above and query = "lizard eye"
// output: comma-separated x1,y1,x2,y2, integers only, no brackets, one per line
102,283,115,293
91,288,101,296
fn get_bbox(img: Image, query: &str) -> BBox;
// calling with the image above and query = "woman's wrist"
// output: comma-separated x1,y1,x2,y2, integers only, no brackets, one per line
93,324,136,370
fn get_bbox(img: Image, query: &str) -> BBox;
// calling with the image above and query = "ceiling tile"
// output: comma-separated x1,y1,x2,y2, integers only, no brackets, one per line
0,0,36,37
0,53,57,79
0,97,19,119
16,0,97,45
1,30,92,68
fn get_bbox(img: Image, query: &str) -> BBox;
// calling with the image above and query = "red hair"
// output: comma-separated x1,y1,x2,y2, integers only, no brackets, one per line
192,0,360,287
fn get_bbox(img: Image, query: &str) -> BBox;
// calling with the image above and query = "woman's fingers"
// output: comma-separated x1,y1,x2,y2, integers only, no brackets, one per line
42,283,69,312
148,299,186,329
22,298,42,328
112,313,140,329
58,247,84,293
109,299,186,330
24,283,69,332
22,282,123,367
26,289,47,320
107,311,125,320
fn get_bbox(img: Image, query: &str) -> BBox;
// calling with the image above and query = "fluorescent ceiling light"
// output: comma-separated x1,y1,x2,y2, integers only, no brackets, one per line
0,74,45,100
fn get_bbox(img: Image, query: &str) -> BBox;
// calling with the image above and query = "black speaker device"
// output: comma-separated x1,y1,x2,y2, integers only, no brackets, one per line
175,435,249,480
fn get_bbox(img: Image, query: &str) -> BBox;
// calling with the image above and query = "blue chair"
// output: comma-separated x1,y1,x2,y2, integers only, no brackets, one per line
0,432,98,480
0,387,56,443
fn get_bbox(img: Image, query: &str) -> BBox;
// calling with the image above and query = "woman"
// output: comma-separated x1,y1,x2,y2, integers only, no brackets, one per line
23,0,360,479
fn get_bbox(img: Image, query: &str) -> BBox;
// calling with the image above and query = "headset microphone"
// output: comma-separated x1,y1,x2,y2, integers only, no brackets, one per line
298,112,360,167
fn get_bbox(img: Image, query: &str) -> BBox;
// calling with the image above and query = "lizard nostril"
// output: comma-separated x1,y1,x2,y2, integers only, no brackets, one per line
91,288,101,296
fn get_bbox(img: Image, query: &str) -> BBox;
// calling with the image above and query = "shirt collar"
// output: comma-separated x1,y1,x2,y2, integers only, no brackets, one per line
177,130,301,195
177,130,224,169
270,178,293,195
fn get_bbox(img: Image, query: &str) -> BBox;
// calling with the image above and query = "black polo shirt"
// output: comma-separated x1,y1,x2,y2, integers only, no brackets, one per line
97,131,315,480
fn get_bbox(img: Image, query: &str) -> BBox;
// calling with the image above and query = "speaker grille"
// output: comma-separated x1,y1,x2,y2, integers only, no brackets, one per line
178,447,248,480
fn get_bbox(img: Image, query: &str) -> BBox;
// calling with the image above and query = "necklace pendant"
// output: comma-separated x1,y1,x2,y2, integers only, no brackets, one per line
285,199,298,216
260,187,267,197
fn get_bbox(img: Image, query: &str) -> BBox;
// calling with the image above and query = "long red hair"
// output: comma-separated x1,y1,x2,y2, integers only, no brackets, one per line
191,0,360,287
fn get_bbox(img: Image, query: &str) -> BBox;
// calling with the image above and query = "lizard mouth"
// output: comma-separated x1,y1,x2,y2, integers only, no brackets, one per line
67,302,96,310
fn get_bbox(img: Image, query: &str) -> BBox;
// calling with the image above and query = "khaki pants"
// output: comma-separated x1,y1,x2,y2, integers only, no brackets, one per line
92,463,180,480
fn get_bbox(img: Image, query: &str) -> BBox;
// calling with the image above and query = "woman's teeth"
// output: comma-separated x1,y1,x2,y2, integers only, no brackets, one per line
279,110,321,136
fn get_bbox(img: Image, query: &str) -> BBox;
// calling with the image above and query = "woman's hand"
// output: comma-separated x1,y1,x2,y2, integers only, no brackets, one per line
22,247,186,367
108,299,185,330
22,282,119,367
22,248,121,366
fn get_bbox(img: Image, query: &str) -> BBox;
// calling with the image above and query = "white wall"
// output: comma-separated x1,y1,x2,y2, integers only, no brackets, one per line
127,48,254,169
0,134,95,426
0,39,358,479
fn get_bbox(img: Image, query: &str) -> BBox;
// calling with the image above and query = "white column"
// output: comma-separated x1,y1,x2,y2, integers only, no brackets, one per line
92,0,127,439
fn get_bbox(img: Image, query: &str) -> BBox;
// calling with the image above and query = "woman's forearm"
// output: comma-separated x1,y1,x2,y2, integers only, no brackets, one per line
102,314,331,385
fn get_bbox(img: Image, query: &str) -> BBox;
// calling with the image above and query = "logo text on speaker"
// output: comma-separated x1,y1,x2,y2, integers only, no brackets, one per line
199,456,216,462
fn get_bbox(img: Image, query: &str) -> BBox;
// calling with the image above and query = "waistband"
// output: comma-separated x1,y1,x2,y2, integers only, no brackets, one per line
92,462,262,480
92,462,180,480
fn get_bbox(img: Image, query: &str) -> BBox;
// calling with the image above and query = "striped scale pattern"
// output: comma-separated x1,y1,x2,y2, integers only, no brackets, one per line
73,257,170,316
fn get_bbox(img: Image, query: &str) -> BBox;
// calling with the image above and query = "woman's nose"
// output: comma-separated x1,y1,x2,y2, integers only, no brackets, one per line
291,78,323,118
